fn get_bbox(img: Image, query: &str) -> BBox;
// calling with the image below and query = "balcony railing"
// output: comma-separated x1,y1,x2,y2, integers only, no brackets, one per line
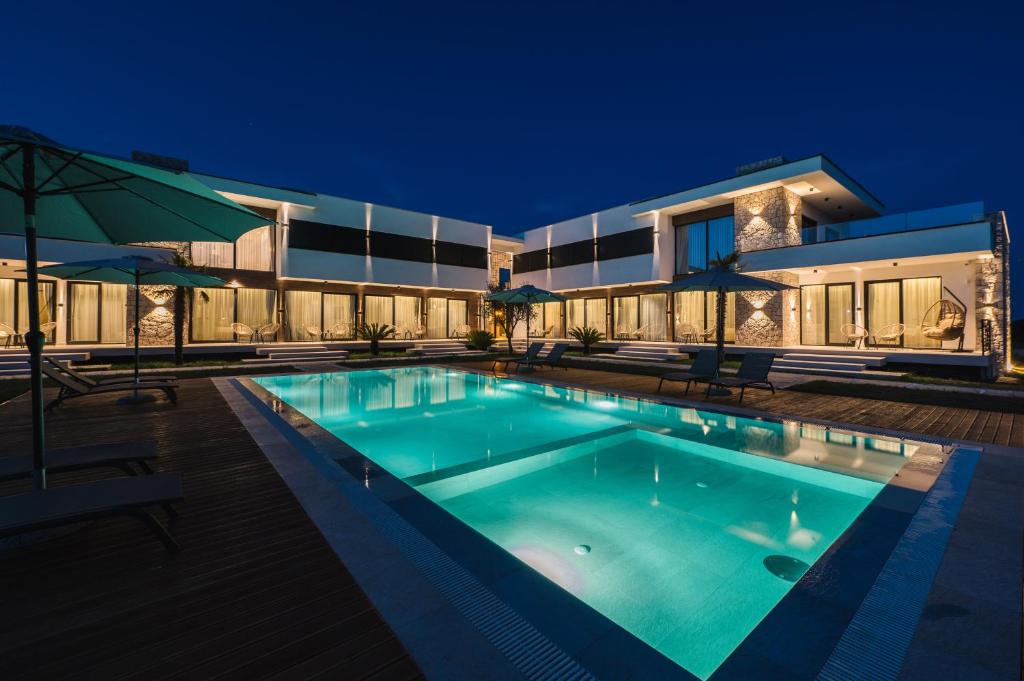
801,202,986,245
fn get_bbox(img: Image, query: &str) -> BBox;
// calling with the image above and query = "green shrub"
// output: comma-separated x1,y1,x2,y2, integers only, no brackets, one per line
359,322,395,356
569,326,605,354
466,329,495,351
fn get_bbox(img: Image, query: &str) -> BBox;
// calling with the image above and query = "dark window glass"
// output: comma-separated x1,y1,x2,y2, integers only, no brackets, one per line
707,216,735,264
596,226,654,261
550,239,594,268
289,219,366,256
371,230,434,263
678,217,735,273
435,240,488,268
513,249,548,273
686,223,706,271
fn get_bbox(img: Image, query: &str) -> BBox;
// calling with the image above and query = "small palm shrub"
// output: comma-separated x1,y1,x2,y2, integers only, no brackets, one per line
569,326,605,355
359,322,395,356
466,329,495,351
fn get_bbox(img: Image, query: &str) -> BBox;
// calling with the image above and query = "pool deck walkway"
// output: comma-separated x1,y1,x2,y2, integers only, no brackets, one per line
1,364,1021,680
0,378,423,681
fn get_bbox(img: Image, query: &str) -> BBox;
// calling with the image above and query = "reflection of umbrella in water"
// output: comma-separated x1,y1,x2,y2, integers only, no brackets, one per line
36,256,226,402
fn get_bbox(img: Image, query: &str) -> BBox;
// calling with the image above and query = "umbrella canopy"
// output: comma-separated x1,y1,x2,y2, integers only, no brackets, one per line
657,268,795,293
1,126,271,490
486,283,567,304
37,256,226,398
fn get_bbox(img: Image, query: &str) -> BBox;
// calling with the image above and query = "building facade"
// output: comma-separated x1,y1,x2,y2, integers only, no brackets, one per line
0,153,1012,374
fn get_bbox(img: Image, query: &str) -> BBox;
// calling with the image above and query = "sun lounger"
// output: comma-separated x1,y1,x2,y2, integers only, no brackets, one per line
492,342,544,372
704,352,776,403
0,441,158,482
41,363,178,411
43,356,177,387
657,348,718,395
518,343,569,371
0,474,184,552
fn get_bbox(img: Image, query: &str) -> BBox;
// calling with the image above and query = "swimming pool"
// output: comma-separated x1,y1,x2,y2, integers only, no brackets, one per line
254,366,921,679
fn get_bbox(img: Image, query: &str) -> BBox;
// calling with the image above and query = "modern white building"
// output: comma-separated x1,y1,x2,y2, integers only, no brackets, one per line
0,152,1011,377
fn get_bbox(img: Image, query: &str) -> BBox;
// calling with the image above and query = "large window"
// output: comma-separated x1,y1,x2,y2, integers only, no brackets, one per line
0,279,56,342
529,301,563,337
673,291,735,342
363,294,422,336
192,226,274,271
612,294,666,341
447,299,468,337
566,297,606,335
865,277,941,348
676,216,735,274
68,282,127,344
323,293,356,339
193,287,278,341
800,284,853,346
283,290,355,341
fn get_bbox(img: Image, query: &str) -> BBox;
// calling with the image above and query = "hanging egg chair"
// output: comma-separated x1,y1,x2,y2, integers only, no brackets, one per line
921,299,966,350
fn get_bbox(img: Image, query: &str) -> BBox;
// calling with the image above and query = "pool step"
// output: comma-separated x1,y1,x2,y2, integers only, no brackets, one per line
240,353,349,365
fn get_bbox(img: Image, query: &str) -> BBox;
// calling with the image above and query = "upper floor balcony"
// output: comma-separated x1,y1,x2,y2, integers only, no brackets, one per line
801,202,986,245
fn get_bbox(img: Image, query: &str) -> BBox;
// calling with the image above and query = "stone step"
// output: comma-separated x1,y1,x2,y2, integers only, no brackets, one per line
264,350,350,361
782,352,887,368
774,358,869,372
240,356,347,365
255,345,328,356
613,351,673,362
0,352,92,362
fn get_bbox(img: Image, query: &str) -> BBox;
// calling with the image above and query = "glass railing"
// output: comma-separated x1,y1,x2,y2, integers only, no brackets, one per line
802,202,986,245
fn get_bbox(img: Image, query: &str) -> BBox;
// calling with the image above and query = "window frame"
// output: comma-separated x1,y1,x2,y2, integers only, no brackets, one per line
799,282,855,346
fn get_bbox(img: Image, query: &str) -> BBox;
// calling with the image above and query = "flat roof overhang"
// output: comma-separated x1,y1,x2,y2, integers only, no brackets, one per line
740,221,993,274
630,155,884,221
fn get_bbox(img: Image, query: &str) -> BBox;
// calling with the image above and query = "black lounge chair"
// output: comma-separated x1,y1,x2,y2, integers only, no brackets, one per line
657,348,719,395
42,363,178,411
44,356,178,388
704,352,776,403
493,342,544,372
0,441,158,482
518,343,569,371
0,474,184,552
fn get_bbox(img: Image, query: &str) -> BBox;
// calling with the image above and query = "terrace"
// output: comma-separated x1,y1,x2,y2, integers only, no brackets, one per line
1,358,1020,680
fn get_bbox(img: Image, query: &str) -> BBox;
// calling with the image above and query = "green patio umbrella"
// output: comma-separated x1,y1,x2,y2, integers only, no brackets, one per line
486,284,567,352
658,259,795,369
36,256,227,401
1,126,271,490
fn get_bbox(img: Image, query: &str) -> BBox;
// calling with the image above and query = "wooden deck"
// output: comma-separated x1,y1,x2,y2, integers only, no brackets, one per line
460,361,1024,448
0,379,423,681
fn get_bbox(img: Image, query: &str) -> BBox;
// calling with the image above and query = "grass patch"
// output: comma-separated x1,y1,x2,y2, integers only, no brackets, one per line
789,379,1024,414
896,372,1024,393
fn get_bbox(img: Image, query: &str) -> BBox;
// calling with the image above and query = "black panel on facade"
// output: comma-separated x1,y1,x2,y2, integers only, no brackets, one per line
549,239,594,268
370,230,434,263
289,219,366,256
435,240,489,269
513,249,548,273
597,226,654,261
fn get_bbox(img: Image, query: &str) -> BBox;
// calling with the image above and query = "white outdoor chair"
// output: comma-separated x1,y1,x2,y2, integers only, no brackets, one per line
841,323,871,349
256,322,280,343
230,322,255,343
873,323,906,348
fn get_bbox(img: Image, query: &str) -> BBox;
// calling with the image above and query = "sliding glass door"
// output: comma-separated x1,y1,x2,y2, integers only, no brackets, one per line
800,283,853,346
1,280,56,342
567,298,607,336
193,287,278,341
68,282,127,343
447,299,468,337
865,277,941,348
673,291,735,342
612,294,667,341
323,294,356,339
427,298,448,338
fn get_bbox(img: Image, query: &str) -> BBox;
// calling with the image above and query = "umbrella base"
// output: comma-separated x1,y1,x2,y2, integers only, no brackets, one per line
117,392,157,405
706,387,732,397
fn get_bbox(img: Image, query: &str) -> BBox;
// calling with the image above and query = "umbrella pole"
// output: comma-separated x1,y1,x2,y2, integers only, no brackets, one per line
133,270,141,399
22,145,47,491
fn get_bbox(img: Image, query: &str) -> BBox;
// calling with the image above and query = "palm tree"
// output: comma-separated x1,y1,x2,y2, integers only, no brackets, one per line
708,251,741,364
168,246,206,366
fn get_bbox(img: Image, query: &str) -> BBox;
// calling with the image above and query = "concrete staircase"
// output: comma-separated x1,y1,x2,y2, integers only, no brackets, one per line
772,352,888,376
0,352,92,378
410,340,485,357
613,343,686,362
241,344,349,365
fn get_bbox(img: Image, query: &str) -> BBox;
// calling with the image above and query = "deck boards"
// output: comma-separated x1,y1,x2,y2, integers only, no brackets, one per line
458,362,1024,448
0,379,423,681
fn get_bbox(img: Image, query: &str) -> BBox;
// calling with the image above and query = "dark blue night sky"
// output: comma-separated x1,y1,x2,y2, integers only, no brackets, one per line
4,0,1022,305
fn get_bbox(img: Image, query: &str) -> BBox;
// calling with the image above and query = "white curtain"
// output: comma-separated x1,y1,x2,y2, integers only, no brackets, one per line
190,242,234,268
17,281,54,339
285,290,321,340
364,295,393,327
70,284,99,342
613,296,638,337
585,298,606,335
903,277,941,348
0,279,14,332
542,301,561,337
235,226,273,271
323,294,355,338
827,285,853,345
801,285,826,345
640,294,667,341
192,288,235,341
101,284,127,343
566,299,585,332
427,298,447,338
447,299,468,336
867,281,901,338
238,288,276,331
394,295,421,336
674,291,703,339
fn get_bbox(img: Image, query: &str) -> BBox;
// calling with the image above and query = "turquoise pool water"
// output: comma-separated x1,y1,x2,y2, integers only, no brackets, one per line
254,367,916,679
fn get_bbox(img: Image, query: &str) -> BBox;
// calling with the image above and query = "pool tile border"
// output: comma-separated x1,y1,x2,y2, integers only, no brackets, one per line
226,366,975,681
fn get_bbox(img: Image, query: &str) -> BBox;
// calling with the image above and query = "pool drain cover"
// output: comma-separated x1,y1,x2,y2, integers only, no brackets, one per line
574,544,591,555
763,554,809,582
